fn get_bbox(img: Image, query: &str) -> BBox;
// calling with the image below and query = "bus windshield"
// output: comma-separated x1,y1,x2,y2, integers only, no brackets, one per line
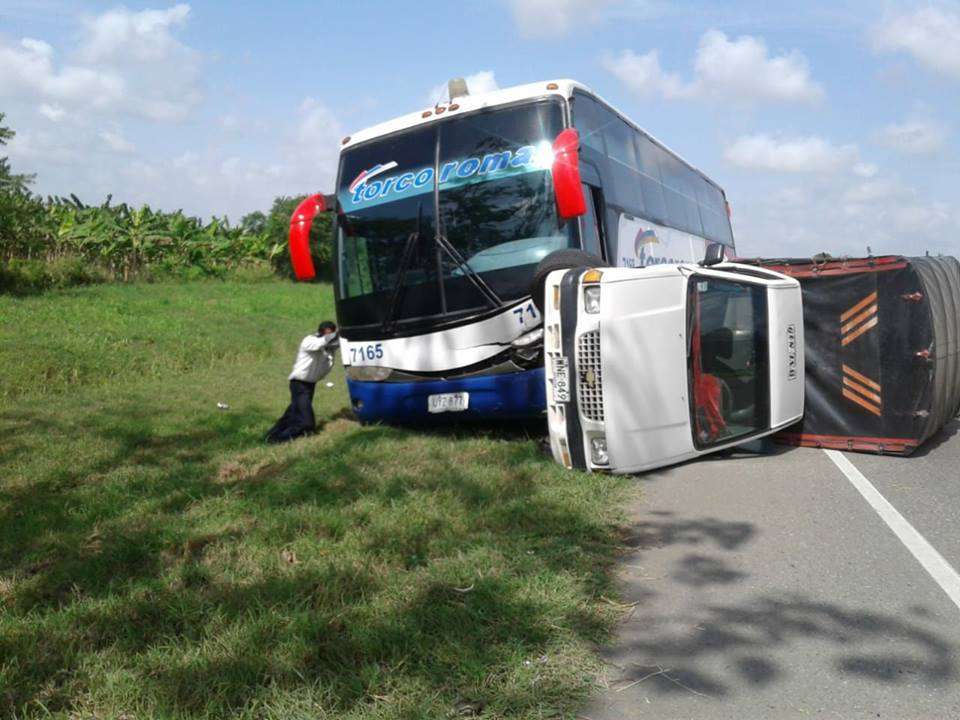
336,99,570,333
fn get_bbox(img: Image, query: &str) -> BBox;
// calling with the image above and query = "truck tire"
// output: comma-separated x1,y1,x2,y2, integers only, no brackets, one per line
530,249,607,314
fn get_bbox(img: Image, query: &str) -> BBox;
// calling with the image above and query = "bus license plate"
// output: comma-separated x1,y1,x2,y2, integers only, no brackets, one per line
428,392,469,414
553,357,570,402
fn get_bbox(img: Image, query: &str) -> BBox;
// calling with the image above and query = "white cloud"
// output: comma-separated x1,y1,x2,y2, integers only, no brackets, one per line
605,30,823,104
171,151,199,169
79,3,191,64
874,119,948,155
7,93,345,222
38,103,66,122
99,128,135,153
276,98,344,195
427,71,500,105
872,6,960,79
732,173,959,258
889,201,953,235
0,4,201,123
5,126,84,165
841,177,901,205
602,50,691,99
724,134,860,174
693,30,823,103
81,4,201,122
149,98,343,216
506,0,615,38
214,113,268,135
0,37,124,108
296,98,343,146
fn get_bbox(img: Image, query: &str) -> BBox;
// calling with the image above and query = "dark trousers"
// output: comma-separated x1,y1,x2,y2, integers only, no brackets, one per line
265,379,317,443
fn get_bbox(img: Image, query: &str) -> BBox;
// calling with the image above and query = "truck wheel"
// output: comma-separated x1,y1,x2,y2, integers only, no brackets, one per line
530,249,607,314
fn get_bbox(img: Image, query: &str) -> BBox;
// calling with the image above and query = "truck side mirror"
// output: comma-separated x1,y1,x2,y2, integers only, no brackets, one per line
701,242,725,267
288,193,334,281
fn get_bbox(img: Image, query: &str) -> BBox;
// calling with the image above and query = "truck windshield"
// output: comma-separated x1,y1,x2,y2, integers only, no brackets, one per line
687,278,769,448
336,99,570,333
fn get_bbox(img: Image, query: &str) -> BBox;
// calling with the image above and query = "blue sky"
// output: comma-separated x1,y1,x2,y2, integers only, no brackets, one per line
2,0,959,257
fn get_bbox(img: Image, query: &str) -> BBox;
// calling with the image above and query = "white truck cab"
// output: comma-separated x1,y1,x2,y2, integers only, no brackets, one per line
544,261,804,473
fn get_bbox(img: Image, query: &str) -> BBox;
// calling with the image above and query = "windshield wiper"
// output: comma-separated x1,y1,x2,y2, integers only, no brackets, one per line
381,201,423,334
435,232,502,309
431,123,501,311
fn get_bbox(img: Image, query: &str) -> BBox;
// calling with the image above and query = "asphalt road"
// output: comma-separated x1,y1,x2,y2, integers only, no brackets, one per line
582,419,960,720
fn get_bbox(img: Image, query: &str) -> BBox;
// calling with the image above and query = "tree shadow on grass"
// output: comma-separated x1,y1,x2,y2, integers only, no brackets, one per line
120,574,561,717
0,406,401,609
1,404,269,570
0,401,625,718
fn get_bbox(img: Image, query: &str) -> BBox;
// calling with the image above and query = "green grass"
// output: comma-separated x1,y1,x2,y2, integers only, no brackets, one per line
0,280,632,719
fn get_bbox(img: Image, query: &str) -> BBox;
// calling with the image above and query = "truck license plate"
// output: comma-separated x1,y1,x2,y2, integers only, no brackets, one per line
427,392,469,414
553,357,570,402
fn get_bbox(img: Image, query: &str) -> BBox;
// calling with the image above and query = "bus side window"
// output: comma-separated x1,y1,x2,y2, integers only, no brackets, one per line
660,152,703,236
696,179,734,245
635,135,668,225
572,94,607,155
579,184,604,260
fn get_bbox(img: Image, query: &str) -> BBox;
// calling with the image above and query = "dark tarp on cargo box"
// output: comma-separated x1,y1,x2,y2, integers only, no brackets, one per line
742,255,960,455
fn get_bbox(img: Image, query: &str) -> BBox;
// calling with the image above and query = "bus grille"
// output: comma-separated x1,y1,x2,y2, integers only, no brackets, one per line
576,330,604,422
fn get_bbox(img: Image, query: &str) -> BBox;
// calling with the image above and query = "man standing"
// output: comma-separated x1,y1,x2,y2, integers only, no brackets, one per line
266,321,338,443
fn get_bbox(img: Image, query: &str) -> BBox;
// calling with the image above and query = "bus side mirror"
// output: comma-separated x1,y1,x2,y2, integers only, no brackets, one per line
552,128,586,220
288,193,333,281
701,242,726,267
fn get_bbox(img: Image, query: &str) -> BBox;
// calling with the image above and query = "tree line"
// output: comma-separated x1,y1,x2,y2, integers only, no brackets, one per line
0,113,332,294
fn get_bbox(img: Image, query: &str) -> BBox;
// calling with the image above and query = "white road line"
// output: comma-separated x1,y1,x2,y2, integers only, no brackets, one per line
825,449,960,613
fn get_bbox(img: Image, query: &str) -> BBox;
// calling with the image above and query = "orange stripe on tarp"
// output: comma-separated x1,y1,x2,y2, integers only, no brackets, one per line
841,304,878,334
842,376,882,404
841,292,878,323
775,432,917,455
843,388,882,415
842,364,881,391
841,315,878,346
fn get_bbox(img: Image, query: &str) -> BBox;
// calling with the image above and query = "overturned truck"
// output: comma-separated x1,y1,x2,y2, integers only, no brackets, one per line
543,250,959,474
743,255,960,455
543,256,806,473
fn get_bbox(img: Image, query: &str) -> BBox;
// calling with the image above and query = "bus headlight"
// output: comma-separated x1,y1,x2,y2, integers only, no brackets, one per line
346,366,392,381
583,285,601,314
590,436,609,466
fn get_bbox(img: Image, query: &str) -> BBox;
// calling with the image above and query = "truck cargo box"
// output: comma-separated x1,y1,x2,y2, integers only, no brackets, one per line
743,255,960,455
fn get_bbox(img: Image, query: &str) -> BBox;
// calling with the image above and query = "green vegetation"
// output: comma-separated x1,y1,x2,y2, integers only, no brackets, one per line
0,280,632,719
0,114,333,296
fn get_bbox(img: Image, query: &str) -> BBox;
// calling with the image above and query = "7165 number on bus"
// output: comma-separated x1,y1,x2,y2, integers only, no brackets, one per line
349,343,384,363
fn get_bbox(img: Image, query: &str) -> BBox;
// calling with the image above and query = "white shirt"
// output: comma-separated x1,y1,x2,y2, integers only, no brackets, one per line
289,333,336,383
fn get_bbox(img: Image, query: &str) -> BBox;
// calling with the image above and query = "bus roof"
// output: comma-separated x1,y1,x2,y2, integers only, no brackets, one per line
340,79,583,150
340,78,720,194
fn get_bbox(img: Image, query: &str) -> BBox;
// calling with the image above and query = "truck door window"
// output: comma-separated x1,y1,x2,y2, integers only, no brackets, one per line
687,277,769,448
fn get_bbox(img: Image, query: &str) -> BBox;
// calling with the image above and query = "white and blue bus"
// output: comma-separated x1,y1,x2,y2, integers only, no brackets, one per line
290,79,736,423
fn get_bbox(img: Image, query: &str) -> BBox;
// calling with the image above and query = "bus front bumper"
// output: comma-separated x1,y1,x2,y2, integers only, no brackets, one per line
346,368,546,424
